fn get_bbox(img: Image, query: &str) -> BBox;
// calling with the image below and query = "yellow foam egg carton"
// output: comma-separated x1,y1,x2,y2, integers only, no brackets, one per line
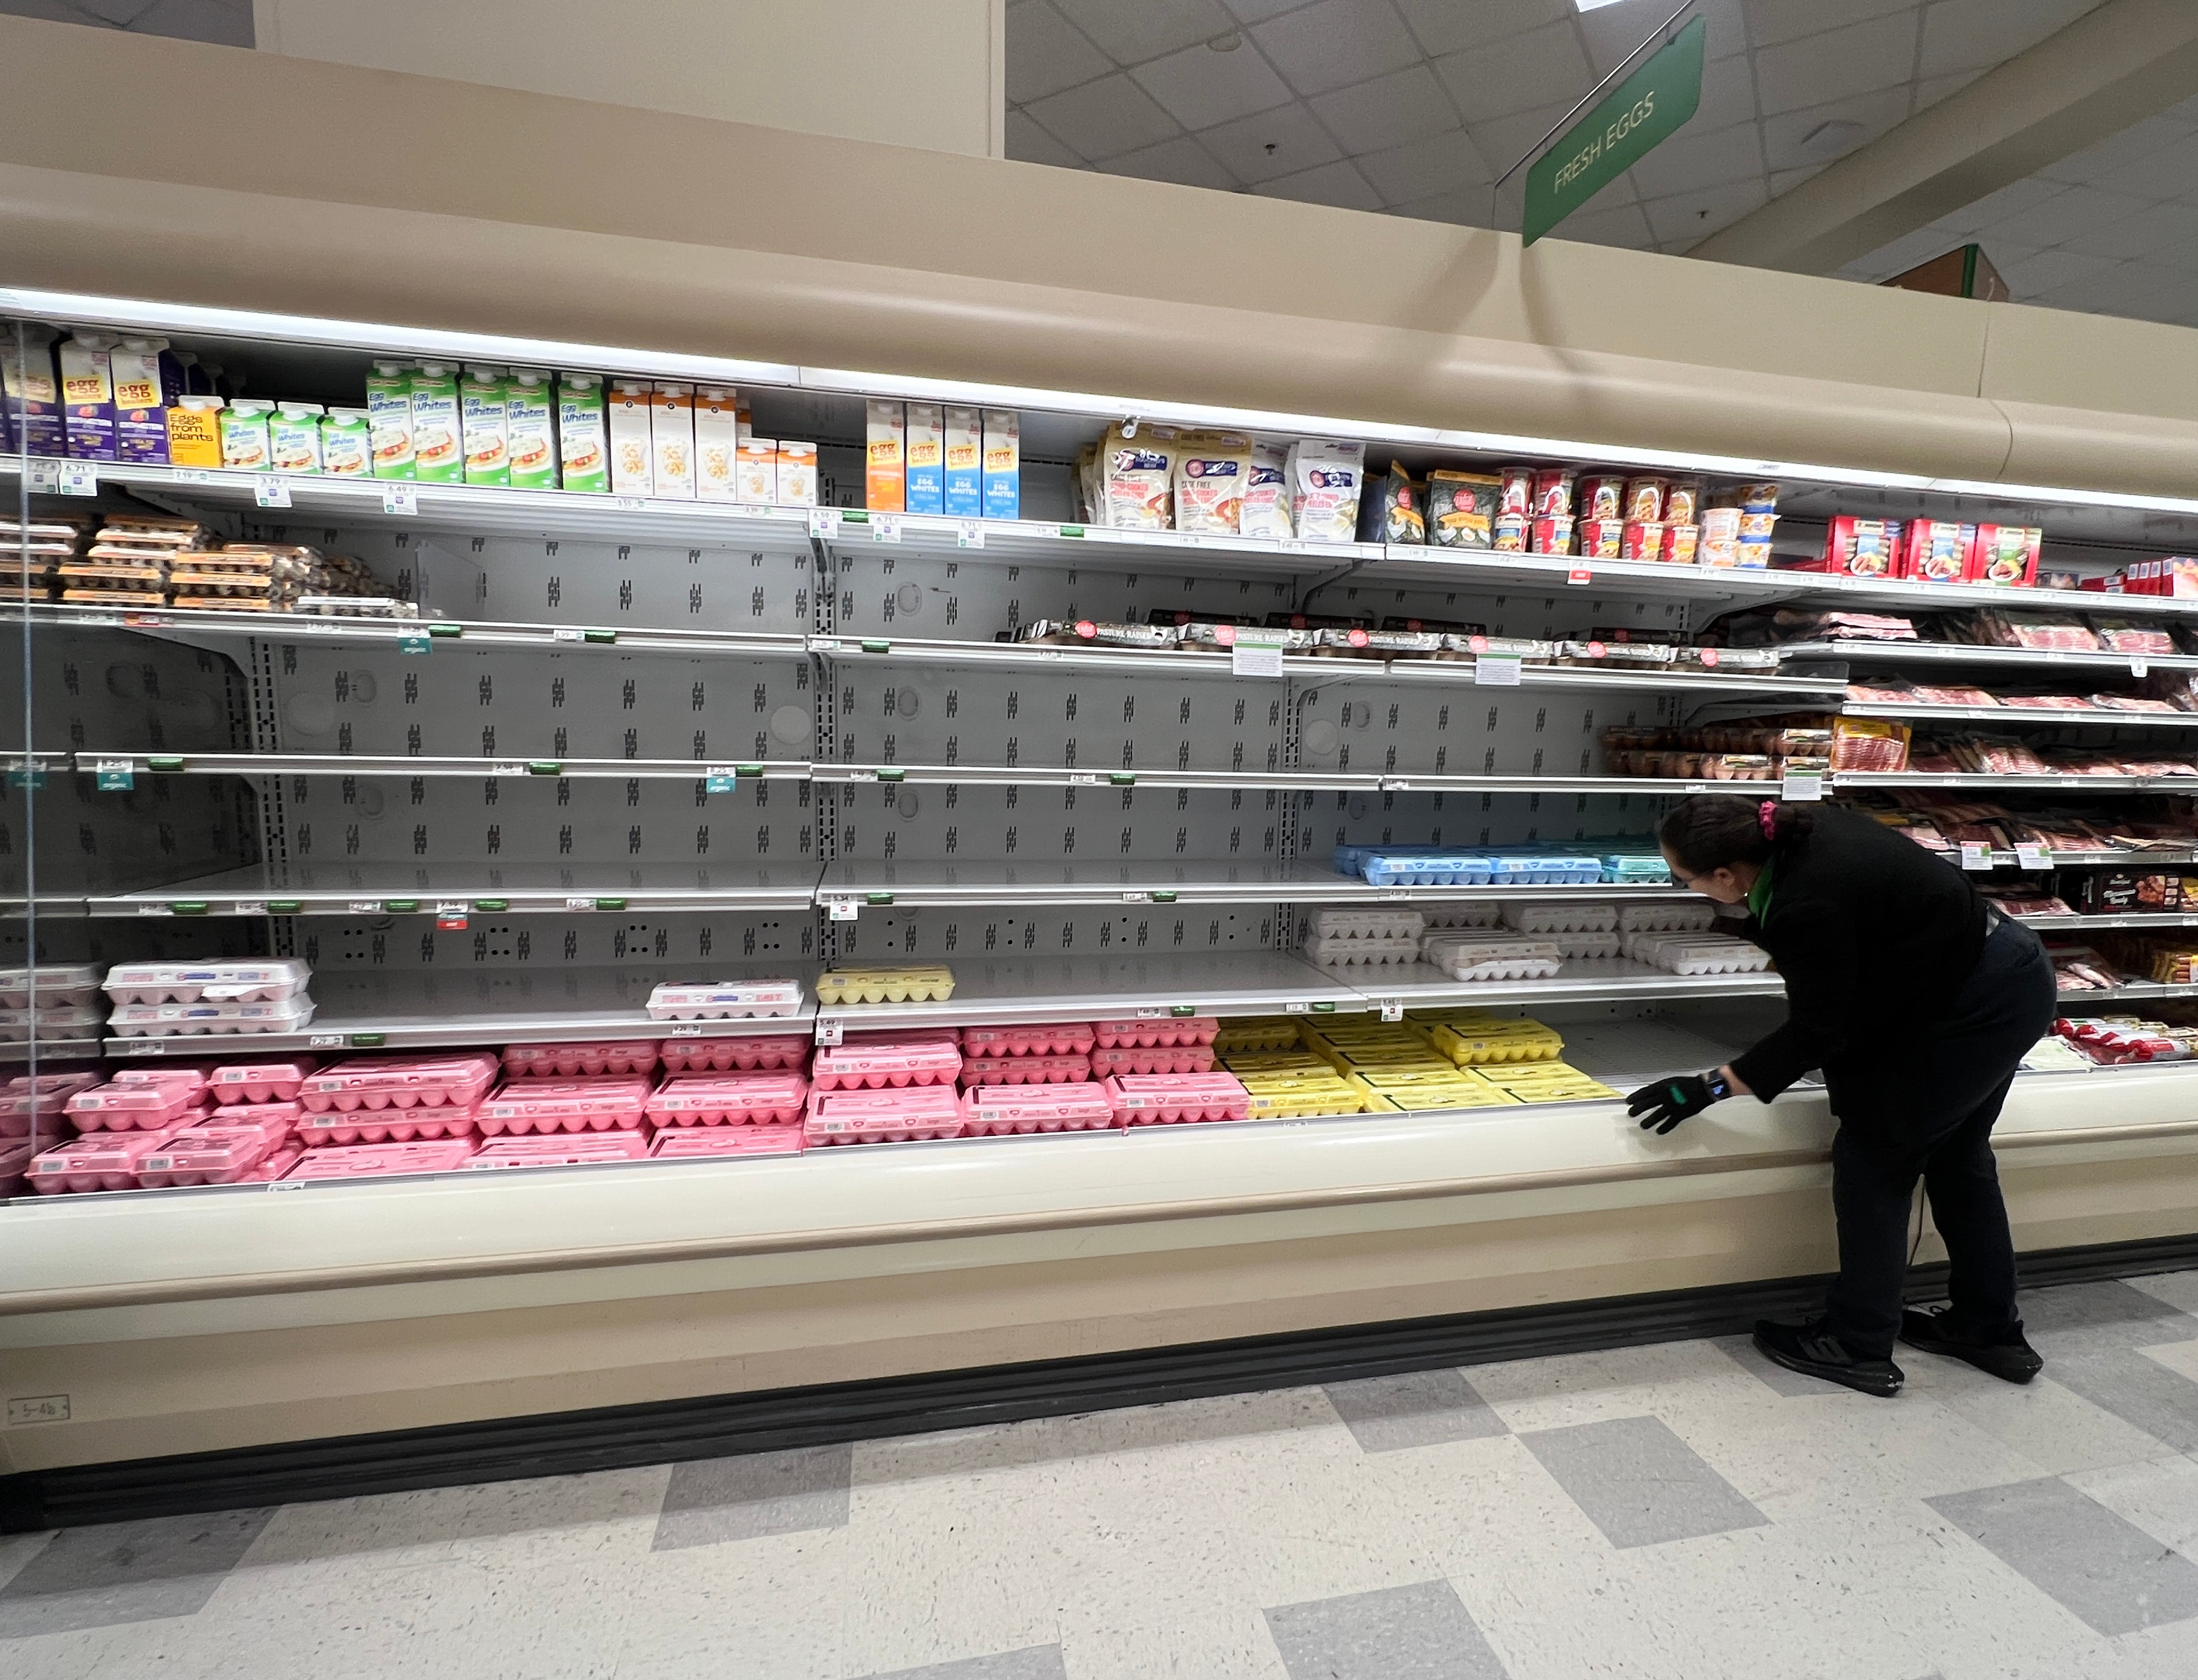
812,964,956,1005
1319,1046,1454,1077
1223,1050,1331,1075
1213,1016,1304,1055
1240,1075,1371,1119
1429,1022,1567,1067
1356,1078,1521,1112
1482,1061,1620,1103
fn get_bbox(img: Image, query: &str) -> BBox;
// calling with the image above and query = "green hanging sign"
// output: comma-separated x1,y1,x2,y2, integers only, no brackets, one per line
1524,16,1705,248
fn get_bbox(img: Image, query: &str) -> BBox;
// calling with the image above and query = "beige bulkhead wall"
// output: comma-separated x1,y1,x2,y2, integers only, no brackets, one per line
3,17,2198,493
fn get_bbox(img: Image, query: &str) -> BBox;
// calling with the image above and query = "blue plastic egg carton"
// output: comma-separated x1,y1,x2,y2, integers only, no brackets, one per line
1341,848,1495,887
1484,851,1605,885
1599,852,1672,884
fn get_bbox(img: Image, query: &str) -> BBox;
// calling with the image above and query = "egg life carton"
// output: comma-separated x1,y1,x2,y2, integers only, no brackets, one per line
644,1071,809,1126
1617,901,1719,934
297,1104,482,1146
107,997,317,1037
650,1123,806,1159
961,1022,1095,1057
281,1139,481,1180
1309,909,1427,942
803,1085,964,1144
958,1052,1092,1086
0,964,105,1008
811,967,954,1006
1089,1044,1216,1077
1418,934,1564,982
208,1060,317,1103
1092,1016,1219,1049
1302,934,1422,969
1501,901,1619,935
502,1039,662,1078
1101,1072,1250,1125
1353,851,1492,887
0,1003,109,1041
810,1038,962,1090
1485,852,1605,885
659,1033,810,1073
960,1082,1117,1135
1622,932,1773,975
464,1132,653,1169
475,1076,653,1135
297,1054,499,1112
102,960,312,1004
645,979,805,1019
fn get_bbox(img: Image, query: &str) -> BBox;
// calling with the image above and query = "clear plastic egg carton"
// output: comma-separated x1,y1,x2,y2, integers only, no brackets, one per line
102,959,312,1005
298,1053,499,1112
1309,909,1426,943
502,1039,662,1078
209,1059,317,1104
29,1125,193,1193
299,1104,481,1146
476,1076,652,1135
107,997,317,1037
1618,901,1718,934
465,1133,652,1169
1552,932,1624,960
961,1022,1095,1057
810,1036,962,1090
137,1115,296,1187
961,1083,1117,1135
1419,934,1564,982
1420,905,1505,930
1102,1072,1251,1125
0,963,104,1008
281,1139,480,1180
660,1033,809,1073
651,1123,805,1160
644,1071,808,1127
645,979,804,1020
804,1086,965,1145
1302,934,1421,969
811,966,955,1006
959,1052,1092,1086
1501,902,1618,935
1092,1016,1219,1050
0,1003,108,1042
1622,933,1773,976
63,1078,211,1131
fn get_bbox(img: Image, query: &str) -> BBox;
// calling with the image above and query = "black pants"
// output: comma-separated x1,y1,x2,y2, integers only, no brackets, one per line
1818,916,2060,1358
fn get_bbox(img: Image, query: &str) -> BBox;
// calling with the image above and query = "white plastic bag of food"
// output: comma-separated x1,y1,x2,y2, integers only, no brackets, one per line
1099,423,1179,530
1239,439,1292,540
1173,432,1251,535
1288,438,1365,543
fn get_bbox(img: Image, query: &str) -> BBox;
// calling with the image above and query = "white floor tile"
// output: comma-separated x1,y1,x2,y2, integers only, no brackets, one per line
1057,1605,1290,1680
1901,1360,2172,1475
2065,1454,2198,1554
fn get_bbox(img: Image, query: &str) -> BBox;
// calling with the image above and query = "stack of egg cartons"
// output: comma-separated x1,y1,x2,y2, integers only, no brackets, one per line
1302,908,1425,969
1,1071,100,1197
1305,1018,1512,1113
806,1028,964,1144
0,512,83,601
642,1032,811,1163
29,1067,215,1192
464,1039,663,1170
1418,927,1563,982
1092,1015,1246,1127
956,1023,1116,1135
284,1052,495,1178
0,964,108,1046
1415,1010,1619,1105
136,1056,316,1186
1501,901,1622,960
60,515,209,608
103,958,315,1039
1217,1018,1366,1119
1623,931,1773,976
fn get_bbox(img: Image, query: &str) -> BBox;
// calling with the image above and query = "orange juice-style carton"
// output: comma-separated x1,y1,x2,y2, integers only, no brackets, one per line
906,402,944,514
735,437,777,505
866,399,904,511
943,404,982,518
1,326,63,457
608,379,653,496
650,382,696,498
165,395,223,468
776,440,818,507
695,385,740,501
983,409,1019,521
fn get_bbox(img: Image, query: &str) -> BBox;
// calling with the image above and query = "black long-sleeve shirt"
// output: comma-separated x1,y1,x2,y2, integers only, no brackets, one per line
1727,805,1988,1101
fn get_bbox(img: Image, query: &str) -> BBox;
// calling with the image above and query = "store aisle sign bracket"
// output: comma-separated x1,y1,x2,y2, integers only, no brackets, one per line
1523,16,1705,248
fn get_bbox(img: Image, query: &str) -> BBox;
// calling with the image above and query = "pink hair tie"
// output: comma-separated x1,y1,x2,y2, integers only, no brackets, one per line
1759,800,1779,840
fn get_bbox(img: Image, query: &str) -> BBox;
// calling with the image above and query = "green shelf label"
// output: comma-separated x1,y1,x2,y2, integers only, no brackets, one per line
1109,771,1137,786
526,761,563,775
267,900,304,913
877,767,906,782
1151,890,1178,903
169,901,209,916
348,1032,387,1047
842,509,870,524
384,899,420,912
1059,524,1085,538
861,638,890,653
1170,1004,1197,1016
1311,1001,1337,1012
147,756,184,772
428,622,464,638
583,629,617,644
736,764,763,778
595,897,627,911
866,892,894,905
475,898,509,911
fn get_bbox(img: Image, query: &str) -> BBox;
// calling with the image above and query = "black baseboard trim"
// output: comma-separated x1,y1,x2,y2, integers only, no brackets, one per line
7,1229,2196,1534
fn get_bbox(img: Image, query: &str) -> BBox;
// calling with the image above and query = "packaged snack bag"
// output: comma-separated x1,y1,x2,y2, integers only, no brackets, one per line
1175,432,1253,535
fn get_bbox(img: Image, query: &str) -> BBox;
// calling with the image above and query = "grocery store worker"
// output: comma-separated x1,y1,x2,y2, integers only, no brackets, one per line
1628,796,2057,1398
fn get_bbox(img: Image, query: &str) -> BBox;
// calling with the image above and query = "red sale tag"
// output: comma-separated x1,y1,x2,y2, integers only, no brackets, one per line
1567,564,1592,586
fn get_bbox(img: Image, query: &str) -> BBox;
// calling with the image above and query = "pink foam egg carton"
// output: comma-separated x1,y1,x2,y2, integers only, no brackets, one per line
659,1033,808,1073
463,1131,653,1169
1101,1072,1250,1125
650,1123,805,1160
1089,1045,1217,1078
1,1071,101,1136
475,1075,652,1135
109,1063,217,1090
136,1115,296,1187
208,1059,317,1104
804,1086,964,1145
645,1071,808,1126
241,1145,304,1183
502,1039,662,1078
0,1138,35,1197
959,1021,1095,1057
63,1080,212,1130
199,1099,301,1135
810,1036,961,1090
959,1052,1091,1086
298,1053,499,1112
28,1124,194,1193
297,1102,481,1146
281,1139,480,1180
961,1082,1117,1136
1092,1016,1221,1050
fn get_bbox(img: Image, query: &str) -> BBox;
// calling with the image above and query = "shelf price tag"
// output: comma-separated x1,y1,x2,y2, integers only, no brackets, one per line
1566,564,1592,586
2131,658,2150,678
705,766,739,793
382,485,418,516
1379,999,1404,1023
1780,770,1824,802
1959,842,1991,871
871,515,902,544
2016,845,2052,872
1231,631,1287,678
616,496,645,511
827,899,859,921
397,630,431,655
60,462,98,496
1475,656,1523,687
93,758,134,791
814,1020,844,1046
955,520,985,549
254,475,292,508
808,508,843,540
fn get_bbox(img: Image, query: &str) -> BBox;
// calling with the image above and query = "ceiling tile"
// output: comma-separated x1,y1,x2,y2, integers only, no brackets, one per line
1221,0,1311,20
1852,224,1974,281
1309,62,1461,155
1911,68,1984,113
1465,100,1580,180
1754,12,1920,118
2088,130,2198,205
1640,176,1772,248
1625,120,1765,200
1694,52,1759,131
1023,72,1183,160
1996,247,2124,299
1197,99,1346,181
1356,128,1494,205
1253,158,1385,211
1932,175,2071,235
1769,163,1828,196
1392,185,1498,227
1759,88,1913,172
1005,108,1088,170
2077,201,2198,263
1006,1,1115,105
1250,0,1422,97
1394,0,1568,59
1545,201,1659,251
76,0,160,22
1052,0,1238,65
2030,263,2179,316
1435,21,1593,124
2127,233,2198,276
1980,186,2158,251
129,0,250,45
1919,0,2105,80
1744,0,1918,50
1133,38,1295,127
1579,0,1747,73
1105,135,1242,191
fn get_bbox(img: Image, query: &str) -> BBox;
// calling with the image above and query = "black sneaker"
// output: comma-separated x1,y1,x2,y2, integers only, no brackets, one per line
1752,1317,1905,1398
1899,1307,2044,1385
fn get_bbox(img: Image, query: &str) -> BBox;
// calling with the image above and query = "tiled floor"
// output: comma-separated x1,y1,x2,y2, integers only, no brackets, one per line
7,1273,2198,1679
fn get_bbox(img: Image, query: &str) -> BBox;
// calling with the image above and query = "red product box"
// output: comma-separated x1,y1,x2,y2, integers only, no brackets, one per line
1822,516,1901,578
1970,524,2040,587
1901,520,1972,583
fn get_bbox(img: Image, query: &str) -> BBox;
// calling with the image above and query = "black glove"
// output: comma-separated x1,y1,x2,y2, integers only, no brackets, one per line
1628,1070,1729,1136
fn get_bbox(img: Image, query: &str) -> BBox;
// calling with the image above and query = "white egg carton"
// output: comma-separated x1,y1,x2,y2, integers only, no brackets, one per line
102,959,312,1005
0,964,104,1008
644,979,804,1020
1420,905,1505,930
1501,902,1618,935
0,1003,108,1042
1419,934,1564,982
1302,934,1421,968
1309,909,1425,942
107,996,319,1036
1618,902,1718,934
1552,932,1624,960
1622,933,1772,976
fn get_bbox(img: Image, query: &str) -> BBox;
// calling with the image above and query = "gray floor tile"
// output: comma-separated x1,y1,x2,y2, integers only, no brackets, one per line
860,1648,1067,1680
2016,1280,2198,1355
1712,1334,1854,1397
1264,1579,1508,1680
1324,1369,1509,1453
1928,1476,2198,1637
0,1507,274,1638
1518,1415,1769,1550
2040,1348,2198,1454
651,1443,852,1551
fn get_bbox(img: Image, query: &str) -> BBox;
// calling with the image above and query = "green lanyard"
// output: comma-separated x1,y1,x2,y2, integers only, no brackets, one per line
1746,856,1775,923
